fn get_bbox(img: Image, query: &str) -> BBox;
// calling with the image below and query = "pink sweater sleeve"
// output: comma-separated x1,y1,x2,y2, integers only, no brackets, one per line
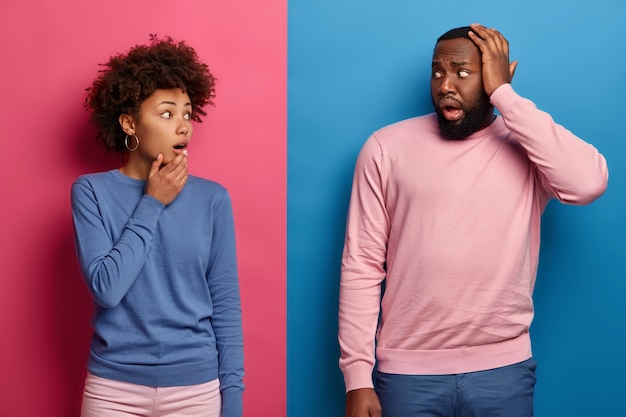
339,136,389,391
490,84,608,204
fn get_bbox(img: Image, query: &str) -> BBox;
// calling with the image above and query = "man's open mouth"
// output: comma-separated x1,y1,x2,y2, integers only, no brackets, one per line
439,98,463,122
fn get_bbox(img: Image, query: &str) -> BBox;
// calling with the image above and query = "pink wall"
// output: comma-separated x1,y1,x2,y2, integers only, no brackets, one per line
0,1,286,416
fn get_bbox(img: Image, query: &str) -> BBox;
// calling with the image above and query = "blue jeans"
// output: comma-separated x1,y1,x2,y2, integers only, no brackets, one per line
376,358,537,417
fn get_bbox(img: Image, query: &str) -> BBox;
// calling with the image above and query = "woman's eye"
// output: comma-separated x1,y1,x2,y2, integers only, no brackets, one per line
161,111,172,119
184,113,192,120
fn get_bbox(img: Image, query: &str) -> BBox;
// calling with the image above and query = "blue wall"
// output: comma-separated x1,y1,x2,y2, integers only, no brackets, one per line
288,1,625,416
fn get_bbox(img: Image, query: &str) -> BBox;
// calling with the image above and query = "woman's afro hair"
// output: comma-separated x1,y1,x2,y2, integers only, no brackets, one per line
85,35,216,154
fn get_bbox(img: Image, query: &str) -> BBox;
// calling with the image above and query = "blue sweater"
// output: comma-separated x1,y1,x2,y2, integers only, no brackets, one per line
71,169,244,417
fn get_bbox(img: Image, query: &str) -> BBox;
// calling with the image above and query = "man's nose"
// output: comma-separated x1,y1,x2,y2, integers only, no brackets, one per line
438,74,455,95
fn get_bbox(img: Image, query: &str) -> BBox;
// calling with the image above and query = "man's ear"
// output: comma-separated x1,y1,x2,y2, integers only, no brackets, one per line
509,60,518,84
119,113,136,135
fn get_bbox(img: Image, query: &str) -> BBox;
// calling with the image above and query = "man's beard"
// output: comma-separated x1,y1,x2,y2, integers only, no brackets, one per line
433,92,493,140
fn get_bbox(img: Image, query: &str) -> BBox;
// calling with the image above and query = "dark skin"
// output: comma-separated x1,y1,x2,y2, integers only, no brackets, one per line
119,89,191,206
344,23,517,417
468,23,517,97
431,24,518,136
432,35,495,139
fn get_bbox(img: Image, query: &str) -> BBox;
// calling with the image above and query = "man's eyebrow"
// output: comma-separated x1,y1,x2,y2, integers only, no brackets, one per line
431,60,471,67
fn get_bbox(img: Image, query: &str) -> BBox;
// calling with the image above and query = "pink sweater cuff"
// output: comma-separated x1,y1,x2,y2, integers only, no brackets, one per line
342,362,375,392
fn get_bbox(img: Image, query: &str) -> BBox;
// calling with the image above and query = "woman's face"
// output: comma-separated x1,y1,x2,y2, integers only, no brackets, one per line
124,88,193,168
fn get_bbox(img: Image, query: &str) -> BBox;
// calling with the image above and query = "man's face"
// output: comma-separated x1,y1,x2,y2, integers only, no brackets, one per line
430,37,493,139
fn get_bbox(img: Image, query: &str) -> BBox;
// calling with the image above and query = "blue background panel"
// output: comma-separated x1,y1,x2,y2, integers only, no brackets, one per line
288,1,625,416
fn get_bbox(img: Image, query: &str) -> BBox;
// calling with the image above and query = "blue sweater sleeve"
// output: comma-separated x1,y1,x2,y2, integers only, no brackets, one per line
207,192,244,417
71,177,165,308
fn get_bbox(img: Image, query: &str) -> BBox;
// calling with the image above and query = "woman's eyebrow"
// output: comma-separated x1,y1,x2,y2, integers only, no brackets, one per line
156,100,192,106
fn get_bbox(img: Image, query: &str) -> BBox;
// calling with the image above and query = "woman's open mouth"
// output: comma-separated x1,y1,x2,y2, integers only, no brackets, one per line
173,143,188,156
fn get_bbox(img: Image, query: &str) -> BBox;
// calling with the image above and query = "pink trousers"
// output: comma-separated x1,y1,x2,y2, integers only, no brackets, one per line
81,373,222,417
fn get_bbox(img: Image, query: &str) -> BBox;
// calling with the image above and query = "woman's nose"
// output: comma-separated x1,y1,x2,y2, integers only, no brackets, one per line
177,120,190,135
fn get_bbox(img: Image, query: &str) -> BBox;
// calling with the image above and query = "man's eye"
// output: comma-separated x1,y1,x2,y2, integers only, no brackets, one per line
432,71,443,79
458,70,470,78
161,111,172,118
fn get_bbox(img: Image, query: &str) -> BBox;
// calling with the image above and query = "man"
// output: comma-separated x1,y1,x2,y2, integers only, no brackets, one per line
338,23,608,417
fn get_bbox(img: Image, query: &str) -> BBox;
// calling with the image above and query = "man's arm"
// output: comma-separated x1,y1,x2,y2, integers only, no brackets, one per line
339,136,388,415
470,23,608,204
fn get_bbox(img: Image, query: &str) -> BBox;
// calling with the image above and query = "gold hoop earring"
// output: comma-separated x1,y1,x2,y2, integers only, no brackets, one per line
124,134,140,151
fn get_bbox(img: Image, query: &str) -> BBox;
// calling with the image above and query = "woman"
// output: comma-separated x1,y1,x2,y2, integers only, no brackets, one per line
71,36,244,417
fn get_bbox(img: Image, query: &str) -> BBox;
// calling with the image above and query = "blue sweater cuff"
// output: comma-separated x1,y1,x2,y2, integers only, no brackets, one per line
221,389,243,417
132,195,165,226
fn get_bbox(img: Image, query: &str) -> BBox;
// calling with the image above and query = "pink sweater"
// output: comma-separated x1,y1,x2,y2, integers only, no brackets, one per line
338,84,608,392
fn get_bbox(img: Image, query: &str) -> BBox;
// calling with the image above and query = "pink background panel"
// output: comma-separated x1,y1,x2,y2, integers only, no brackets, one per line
0,1,286,416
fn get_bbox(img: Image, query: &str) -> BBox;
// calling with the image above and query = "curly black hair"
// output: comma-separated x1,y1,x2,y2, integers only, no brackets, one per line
85,35,216,154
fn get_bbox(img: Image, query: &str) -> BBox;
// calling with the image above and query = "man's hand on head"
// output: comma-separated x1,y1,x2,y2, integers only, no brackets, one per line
468,23,518,96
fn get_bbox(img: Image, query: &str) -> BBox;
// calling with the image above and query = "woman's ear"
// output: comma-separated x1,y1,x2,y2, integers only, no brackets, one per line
119,113,135,135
